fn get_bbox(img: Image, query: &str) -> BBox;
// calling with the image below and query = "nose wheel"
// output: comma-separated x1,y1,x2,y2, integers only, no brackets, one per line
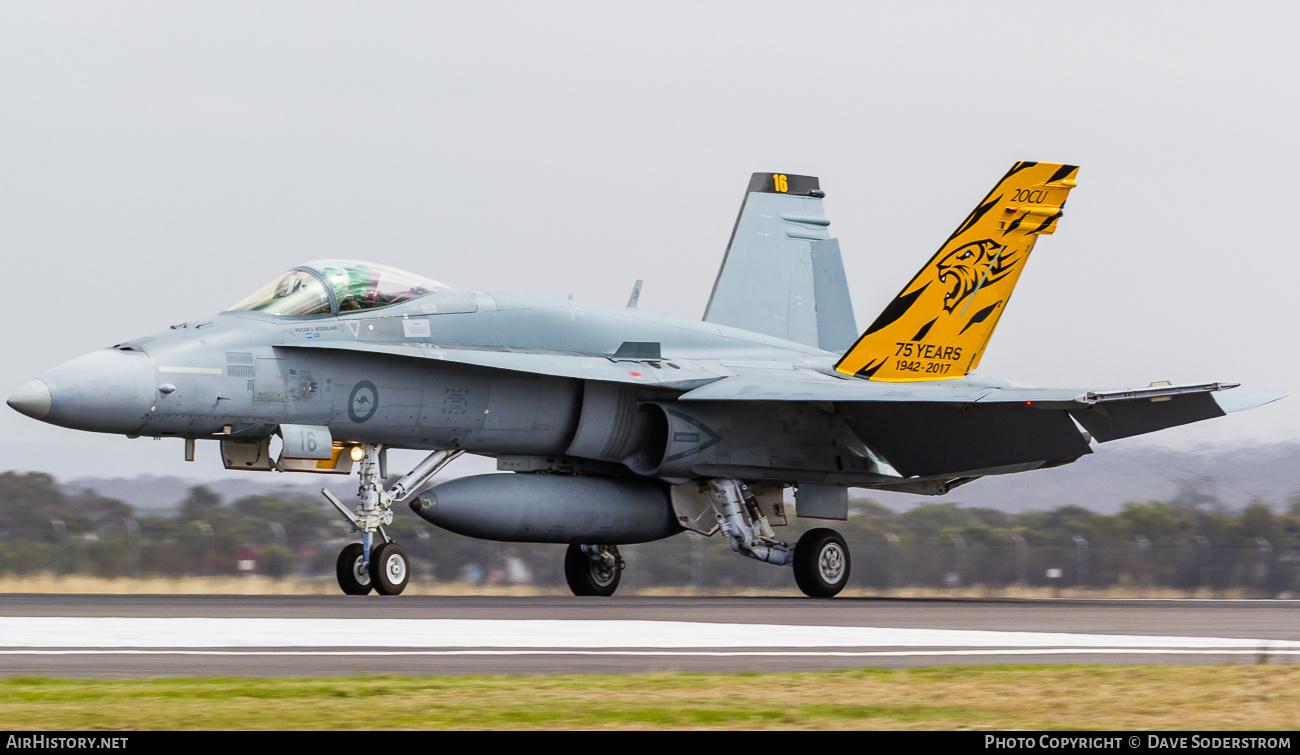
369,542,409,595
336,543,373,595
335,541,410,595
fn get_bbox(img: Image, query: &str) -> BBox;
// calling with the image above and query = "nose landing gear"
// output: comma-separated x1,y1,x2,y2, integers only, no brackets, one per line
325,446,462,596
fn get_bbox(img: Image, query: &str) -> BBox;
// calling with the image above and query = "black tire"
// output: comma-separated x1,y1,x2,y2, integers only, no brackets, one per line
369,542,410,596
793,528,850,598
564,543,621,597
336,543,373,596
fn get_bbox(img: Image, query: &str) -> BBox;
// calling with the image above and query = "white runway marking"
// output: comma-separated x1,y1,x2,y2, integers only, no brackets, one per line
1,649,1298,659
0,618,1296,658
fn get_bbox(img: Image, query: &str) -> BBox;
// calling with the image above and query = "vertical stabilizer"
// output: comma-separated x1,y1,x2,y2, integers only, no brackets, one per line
704,173,857,352
835,162,1079,381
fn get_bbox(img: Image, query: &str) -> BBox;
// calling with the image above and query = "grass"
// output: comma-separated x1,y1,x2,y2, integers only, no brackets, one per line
1,666,1298,730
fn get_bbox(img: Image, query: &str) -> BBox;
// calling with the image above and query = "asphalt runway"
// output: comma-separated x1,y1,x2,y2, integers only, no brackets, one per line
1,595,1297,677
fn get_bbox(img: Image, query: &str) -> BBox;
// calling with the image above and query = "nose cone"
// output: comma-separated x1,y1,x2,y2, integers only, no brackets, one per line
25,349,156,434
7,379,52,420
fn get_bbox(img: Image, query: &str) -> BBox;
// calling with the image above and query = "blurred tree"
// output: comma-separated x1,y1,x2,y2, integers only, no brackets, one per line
1239,500,1276,541
0,472,69,534
1115,501,1189,544
179,486,222,518
898,503,972,542
260,544,293,578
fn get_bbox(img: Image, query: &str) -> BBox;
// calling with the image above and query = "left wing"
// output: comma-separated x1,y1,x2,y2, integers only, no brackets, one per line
681,374,1282,435
679,374,1283,477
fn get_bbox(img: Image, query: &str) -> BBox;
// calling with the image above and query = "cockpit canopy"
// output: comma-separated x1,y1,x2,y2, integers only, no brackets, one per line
227,260,449,316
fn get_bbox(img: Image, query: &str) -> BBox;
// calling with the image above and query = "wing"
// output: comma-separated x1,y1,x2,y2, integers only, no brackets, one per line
680,374,1283,478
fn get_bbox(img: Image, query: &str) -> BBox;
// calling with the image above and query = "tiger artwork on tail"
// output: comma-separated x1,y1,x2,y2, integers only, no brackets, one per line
834,161,1078,381
935,239,1017,315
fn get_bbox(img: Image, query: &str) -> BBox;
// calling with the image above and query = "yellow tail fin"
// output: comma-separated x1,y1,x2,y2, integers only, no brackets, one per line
834,161,1079,381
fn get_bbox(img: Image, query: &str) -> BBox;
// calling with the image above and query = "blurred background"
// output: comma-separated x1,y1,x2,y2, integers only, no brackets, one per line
1,471,1296,596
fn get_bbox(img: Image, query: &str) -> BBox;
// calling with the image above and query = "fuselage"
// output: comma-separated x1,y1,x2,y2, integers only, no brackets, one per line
14,289,825,446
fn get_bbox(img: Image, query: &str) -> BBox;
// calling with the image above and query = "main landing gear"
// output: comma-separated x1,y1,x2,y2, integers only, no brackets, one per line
564,544,624,596
324,446,462,596
706,478,851,598
792,528,850,598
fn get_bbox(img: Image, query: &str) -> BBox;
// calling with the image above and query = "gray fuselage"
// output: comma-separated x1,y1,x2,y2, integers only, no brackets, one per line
27,290,835,466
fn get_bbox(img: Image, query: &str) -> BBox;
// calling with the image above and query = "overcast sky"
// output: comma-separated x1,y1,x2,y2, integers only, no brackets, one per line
2,2,1297,484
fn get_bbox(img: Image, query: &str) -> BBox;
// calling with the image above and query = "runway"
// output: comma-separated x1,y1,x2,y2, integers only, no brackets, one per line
1,595,1296,677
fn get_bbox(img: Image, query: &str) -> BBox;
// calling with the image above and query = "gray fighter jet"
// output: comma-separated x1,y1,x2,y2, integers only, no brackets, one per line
8,163,1283,597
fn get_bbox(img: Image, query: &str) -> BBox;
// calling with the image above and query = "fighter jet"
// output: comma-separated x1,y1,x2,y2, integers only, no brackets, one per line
7,162,1282,598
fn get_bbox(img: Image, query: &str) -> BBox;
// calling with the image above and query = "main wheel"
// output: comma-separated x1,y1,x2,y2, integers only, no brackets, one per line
793,528,850,598
336,543,373,596
369,542,410,596
564,543,621,597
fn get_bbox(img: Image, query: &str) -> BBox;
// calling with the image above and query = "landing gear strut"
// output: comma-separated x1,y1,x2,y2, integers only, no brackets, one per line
324,446,462,596
706,478,794,566
564,543,623,596
705,478,852,598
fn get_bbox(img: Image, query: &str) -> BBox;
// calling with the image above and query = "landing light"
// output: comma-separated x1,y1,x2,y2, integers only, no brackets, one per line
350,446,365,462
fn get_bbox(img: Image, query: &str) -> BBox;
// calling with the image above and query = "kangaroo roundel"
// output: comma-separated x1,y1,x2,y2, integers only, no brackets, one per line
348,380,378,423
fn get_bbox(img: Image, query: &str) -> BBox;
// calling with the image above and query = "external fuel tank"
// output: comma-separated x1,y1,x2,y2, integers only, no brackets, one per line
410,473,681,544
